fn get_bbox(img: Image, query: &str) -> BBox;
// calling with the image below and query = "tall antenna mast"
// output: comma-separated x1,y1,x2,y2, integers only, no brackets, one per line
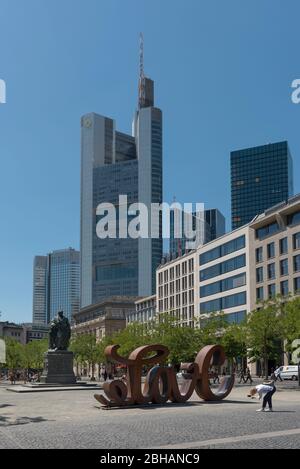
139,32,145,108
140,32,144,80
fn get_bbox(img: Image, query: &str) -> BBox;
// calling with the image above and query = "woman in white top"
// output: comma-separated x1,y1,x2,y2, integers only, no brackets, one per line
247,381,276,412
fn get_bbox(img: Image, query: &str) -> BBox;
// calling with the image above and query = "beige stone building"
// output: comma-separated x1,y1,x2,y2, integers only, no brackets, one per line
155,194,300,372
71,297,139,342
156,251,196,327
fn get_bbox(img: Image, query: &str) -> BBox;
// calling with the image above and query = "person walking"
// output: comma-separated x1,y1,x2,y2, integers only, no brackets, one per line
239,369,246,384
244,367,253,384
213,369,220,384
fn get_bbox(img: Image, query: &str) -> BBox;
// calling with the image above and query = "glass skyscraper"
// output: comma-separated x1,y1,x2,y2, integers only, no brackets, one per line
170,208,225,257
32,256,47,325
32,248,80,324
231,141,294,230
80,74,162,307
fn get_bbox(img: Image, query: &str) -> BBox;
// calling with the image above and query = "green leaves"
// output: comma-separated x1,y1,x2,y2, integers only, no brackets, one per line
3,338,48,370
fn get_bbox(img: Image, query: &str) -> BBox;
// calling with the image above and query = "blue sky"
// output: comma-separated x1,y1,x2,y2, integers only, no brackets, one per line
0,0,299,323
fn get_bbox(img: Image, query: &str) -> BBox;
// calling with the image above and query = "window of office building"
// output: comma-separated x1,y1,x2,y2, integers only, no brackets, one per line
280,280,289,297
200,291,246,314
280,237,288,255
280,258,288,276
267,242,275,259
199,235,245,265
256,222,280,240
256,247,263,263
268,284,276,298
188,259,194,272
294,277,300,293
294,255,300,273
200,254,246,282
176,265,181,278
200,273,246,298
287,211,300,226
267,263,276,280
256,287,264,301
256,266,263,283
293,232,300,250
225,311,247,324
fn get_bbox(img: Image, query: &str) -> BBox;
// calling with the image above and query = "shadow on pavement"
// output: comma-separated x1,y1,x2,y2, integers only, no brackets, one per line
0,415,51,427
0,404,14,409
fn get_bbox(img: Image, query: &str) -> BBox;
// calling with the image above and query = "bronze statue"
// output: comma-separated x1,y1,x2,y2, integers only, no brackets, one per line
49,311,71,351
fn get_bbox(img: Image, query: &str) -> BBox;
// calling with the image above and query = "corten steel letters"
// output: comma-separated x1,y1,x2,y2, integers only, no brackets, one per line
94,344,235,407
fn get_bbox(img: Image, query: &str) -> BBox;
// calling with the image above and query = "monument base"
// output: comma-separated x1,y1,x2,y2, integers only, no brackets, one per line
40,350,76,385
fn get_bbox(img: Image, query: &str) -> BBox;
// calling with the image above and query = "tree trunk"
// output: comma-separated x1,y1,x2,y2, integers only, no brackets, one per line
264,356,268,380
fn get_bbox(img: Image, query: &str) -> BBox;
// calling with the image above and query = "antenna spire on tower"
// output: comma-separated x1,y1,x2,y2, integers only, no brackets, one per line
139,32,144,80
138,32,145,108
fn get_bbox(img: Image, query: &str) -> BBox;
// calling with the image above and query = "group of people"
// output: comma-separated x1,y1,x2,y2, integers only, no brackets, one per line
2,370,40,385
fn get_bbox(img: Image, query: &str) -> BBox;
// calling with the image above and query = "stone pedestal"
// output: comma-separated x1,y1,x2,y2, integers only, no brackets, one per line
40,351,76,385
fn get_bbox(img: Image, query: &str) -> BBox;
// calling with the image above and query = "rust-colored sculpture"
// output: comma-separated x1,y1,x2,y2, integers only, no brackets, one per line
94,344,235,407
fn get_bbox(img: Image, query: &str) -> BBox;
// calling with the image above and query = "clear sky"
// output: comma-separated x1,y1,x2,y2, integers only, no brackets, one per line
0,0,299,323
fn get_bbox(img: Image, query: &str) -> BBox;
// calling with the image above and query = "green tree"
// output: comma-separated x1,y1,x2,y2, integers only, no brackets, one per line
23,339,48,370
281,296,300,361
4,338,24,370
151,314,199,364
221,321,247,369
246,297,284,378
70,334,103,380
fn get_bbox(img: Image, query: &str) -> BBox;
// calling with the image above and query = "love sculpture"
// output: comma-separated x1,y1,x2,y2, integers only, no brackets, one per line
94,344,235,407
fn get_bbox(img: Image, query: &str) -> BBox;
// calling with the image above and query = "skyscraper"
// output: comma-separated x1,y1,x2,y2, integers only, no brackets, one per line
32,256,47,325
231,141,294,230
169,208,225,258
80,44,162,307
47,248,80,322
32,248,80,324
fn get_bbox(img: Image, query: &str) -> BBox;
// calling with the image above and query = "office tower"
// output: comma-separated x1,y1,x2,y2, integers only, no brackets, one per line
32,256,47,324
47,248,80,322
80,46,162,307
231,141,294,230
205,209,226,240
169,208,225,258
32,248,80,324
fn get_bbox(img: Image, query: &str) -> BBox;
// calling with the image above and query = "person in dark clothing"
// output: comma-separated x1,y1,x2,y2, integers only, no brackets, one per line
244,367,253,384
262,381,276,411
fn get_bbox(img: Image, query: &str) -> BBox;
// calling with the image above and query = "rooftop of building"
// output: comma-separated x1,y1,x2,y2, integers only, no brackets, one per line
74,296,142,317
231,140,288,156
135,294,156,305
159,192,300,268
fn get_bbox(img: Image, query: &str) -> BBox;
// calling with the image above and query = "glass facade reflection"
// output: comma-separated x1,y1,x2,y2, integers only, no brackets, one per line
231,141,293,230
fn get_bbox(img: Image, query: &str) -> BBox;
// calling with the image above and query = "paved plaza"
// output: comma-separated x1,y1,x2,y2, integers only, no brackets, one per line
0,381,299,449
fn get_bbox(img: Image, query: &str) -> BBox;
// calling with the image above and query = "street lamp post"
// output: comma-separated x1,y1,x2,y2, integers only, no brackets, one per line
298,360,300,387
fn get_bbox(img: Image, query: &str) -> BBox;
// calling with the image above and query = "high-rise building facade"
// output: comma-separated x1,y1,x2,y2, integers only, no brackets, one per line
32,256,48,325
231,141,294,230
170,208,225,258
80,73,162,307
32,248,80,324
47,248,80,322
